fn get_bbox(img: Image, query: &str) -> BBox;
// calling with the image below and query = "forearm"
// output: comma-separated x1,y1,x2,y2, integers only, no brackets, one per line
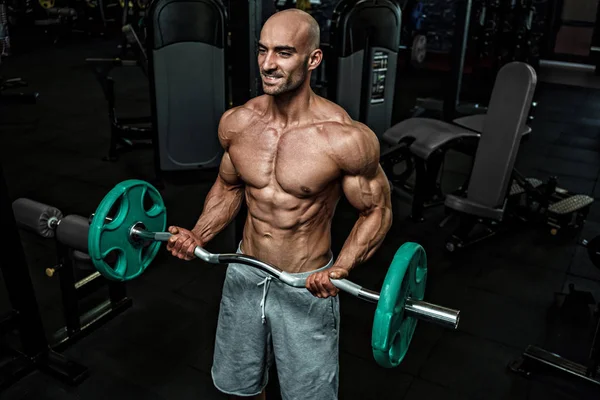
332,205,392,272
191,176,244,244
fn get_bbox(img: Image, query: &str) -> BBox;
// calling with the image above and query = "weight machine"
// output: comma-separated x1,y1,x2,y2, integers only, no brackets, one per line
0,162,134,390
0,162,88,391
11,198,133,351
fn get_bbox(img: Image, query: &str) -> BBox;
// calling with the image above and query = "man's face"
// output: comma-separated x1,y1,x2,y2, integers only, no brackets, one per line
258,20,314,96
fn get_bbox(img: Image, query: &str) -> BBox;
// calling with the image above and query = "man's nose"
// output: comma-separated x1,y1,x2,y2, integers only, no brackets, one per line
261,52,277,71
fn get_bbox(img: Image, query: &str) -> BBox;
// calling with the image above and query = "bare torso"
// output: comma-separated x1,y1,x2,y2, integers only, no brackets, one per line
224,95,356,273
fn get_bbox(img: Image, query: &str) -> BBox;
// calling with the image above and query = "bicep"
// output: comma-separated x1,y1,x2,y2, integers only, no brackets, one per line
337,123,389,212
342,165,390,214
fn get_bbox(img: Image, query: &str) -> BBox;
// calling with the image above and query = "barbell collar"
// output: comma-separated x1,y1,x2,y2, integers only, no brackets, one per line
130,224,169,242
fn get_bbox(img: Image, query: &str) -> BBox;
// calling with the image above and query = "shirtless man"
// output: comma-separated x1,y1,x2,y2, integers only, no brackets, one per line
167,9,392,400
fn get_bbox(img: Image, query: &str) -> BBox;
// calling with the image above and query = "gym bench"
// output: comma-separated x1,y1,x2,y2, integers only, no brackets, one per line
380,61,534,222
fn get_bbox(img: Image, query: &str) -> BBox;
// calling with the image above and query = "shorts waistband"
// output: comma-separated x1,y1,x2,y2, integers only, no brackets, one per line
237,241,334,279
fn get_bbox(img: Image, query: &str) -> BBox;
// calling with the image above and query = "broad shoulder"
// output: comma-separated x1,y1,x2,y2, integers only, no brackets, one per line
218,97,269,146
322,117,380,176
314,98,377,149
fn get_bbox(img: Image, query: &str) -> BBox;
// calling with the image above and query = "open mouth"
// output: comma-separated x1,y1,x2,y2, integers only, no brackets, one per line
262,75,282,83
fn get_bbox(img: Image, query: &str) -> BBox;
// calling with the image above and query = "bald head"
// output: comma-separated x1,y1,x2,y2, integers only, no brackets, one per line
263,9,320,53
258,9,323,96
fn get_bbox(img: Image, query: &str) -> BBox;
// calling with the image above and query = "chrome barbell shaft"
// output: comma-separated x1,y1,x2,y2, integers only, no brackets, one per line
405,299,460,329
131,227,459,330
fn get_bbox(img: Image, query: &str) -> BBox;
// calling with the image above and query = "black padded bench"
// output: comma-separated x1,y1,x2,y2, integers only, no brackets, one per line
443,62,536,221
381,61,535,220
433,62,594,251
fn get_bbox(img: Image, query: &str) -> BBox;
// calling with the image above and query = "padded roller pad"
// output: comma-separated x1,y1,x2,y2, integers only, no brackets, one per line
381,118,479,159
12,198,63,238
56,215,90,253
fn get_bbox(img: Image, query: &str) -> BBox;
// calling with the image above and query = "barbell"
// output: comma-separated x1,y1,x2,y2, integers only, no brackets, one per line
16,179,460,368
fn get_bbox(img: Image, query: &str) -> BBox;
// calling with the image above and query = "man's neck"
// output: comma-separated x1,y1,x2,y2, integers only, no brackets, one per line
270,82,314,127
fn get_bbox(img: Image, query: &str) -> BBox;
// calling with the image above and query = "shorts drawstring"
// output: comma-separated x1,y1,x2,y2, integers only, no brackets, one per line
257,277,272,324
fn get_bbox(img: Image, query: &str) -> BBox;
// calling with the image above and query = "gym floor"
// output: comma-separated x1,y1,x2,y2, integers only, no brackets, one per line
2,36,600,400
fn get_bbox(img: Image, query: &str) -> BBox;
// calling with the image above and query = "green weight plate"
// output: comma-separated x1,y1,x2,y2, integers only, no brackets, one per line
88,179,166,281
372,242,427,368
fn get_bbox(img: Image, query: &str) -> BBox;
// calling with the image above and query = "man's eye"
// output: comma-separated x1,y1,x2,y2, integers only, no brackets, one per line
280,52,291,57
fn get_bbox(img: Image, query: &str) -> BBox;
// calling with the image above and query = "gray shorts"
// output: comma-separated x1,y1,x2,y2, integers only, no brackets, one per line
211,243,340,399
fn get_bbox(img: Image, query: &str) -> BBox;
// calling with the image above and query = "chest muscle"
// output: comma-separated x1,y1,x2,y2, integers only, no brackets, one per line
229,127,340,196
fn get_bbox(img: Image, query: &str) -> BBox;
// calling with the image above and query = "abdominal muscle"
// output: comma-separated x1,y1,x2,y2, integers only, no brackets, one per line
239,185,340,274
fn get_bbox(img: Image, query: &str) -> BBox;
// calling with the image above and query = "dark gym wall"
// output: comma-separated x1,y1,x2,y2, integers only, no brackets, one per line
228,0,276,106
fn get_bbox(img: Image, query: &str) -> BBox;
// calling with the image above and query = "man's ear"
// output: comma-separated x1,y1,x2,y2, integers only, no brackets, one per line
308,49,323,71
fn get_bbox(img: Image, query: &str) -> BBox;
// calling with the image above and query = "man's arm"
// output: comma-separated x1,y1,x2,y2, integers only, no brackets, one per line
190,150,245,244
332,166,391,274
167,108,245,258
191,107,246,243
306,122,392,297
332,124,392,275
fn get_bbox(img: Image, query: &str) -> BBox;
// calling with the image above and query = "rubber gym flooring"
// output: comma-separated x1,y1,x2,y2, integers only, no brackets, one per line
2,37,600,400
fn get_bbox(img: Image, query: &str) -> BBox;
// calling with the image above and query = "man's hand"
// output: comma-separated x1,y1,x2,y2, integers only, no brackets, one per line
166,226,204,260
305,267,349,298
